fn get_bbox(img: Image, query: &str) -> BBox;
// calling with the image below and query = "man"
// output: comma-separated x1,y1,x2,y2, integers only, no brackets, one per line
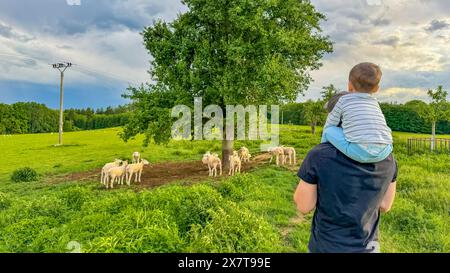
294,143,397,253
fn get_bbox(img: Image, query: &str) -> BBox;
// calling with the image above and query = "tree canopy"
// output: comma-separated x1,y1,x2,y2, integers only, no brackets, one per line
122,0,332,148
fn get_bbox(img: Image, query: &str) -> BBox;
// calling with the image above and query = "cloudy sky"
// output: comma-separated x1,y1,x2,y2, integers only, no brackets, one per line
0,0,449,109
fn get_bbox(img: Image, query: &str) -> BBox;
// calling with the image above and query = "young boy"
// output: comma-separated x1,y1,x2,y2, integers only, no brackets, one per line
321,62,393,163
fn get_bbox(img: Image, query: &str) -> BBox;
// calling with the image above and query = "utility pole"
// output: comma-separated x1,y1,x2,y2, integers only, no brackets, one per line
52,62,72,146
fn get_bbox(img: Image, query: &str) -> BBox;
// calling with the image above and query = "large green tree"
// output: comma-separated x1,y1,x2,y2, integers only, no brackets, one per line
415,86,450,151
320,84,339,101
303,99,326,135
122,0,332,167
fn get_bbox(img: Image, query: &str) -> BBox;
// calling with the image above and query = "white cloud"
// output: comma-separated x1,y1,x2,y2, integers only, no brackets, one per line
375,87,430,103
306,0,450,103
66,0,81,6
0,0,449,107
0,26,149,87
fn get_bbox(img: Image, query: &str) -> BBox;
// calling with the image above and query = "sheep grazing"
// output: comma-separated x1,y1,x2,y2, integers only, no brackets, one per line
106,161,128,189
202,152,222,177
282,146,297,165
132,152,141,163
229,151,241,176
126,159,150,185
239,146,251,163
268,147,285,166
100,159,122,185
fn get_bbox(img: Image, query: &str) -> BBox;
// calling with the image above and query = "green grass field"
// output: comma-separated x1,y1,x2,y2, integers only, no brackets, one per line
0,126,448,252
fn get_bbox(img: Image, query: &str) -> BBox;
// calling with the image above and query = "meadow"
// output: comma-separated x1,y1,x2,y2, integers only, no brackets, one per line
0,126,448,253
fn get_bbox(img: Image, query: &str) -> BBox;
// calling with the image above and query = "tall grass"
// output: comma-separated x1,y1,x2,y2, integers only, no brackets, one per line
0,126,448,252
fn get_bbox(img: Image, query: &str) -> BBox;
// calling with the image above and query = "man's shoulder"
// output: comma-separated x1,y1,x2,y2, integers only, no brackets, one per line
307,143,397,167
306,143,339,160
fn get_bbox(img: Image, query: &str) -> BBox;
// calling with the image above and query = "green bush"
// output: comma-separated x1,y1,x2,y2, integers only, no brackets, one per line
217,174,253,202
186,202,283,253
140,185,223,235
84,209,183,253
60,187,91,211
11,167,39,182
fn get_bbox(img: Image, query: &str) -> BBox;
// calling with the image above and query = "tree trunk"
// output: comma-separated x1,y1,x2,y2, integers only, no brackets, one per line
431,121,436,151
311,121,316,135
222,139,233,171
222,110,234,172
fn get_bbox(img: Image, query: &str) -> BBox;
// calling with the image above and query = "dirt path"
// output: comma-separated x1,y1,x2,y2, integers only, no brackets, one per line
280,212,305,238
48,153,276,188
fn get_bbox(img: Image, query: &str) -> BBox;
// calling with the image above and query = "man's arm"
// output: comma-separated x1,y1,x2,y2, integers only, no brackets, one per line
380,182,396,213
293,180,317,214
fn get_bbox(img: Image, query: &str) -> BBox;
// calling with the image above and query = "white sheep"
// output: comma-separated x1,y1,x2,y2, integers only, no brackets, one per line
228,151,241,176
282,146,297,165
210,153,222,177
101,159,122,185
126,159,150,185
132,152,141,163
268,146,285,166
202,152,222,177
106,161,128,189
238,146,251,163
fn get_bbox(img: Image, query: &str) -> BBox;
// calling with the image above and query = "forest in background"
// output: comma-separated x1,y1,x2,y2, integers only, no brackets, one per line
0,102,131,134
1,100,450,135
281,100,450,135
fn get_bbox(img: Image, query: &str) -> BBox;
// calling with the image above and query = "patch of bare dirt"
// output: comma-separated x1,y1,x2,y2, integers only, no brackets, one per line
47,153,279,189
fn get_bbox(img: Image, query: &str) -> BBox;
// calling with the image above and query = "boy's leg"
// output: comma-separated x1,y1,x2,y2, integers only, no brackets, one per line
322,126,351,155
321,130,328,143
348,144,393,163
323,127,393,163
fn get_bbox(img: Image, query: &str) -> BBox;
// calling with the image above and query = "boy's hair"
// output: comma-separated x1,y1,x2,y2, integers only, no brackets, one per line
349,62,382,93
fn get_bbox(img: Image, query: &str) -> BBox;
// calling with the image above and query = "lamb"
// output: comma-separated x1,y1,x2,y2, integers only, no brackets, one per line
228,151,241,176
202,152,222,177
268,147,285,166
210,153,222,177
282,146,297,165
126,159,150,185
100,159,122,185
238,146,251,163
106,161,128,189
132,152,141,163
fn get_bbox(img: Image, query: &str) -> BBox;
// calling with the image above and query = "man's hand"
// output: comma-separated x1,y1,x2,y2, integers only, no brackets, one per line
293,180,317,214
380,182,396,213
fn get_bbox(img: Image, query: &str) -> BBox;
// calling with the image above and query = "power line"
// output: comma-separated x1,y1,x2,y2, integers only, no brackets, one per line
0,52,53,66
52,62,72,146
0,51,142,85
72,64,140,85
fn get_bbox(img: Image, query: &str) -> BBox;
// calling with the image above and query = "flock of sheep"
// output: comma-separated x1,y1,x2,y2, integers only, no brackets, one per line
100,146,297,189
202,146,252,177
100,152,149,189
268,146,297,166
202,145,297,178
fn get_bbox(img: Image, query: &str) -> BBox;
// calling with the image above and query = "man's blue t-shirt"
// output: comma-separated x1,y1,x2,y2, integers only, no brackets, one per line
297,143,398,253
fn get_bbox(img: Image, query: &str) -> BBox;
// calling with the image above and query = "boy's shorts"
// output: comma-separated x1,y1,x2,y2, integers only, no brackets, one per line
322,126,393,163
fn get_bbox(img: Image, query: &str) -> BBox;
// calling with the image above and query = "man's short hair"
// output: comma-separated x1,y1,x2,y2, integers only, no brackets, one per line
349,62,382,93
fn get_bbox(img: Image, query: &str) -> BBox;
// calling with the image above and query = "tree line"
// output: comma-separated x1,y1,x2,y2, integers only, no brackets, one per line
281,101,450,134
1,87,448,136
0,102,131,134
281,85,450,135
